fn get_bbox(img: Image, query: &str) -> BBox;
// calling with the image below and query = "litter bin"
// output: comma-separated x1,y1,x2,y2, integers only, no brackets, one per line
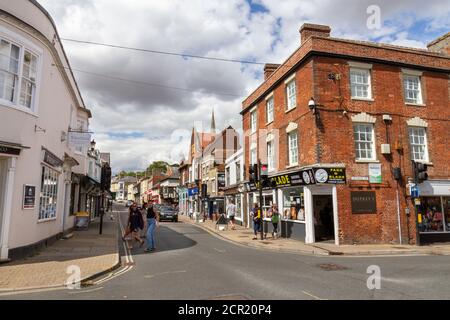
75,211,90,230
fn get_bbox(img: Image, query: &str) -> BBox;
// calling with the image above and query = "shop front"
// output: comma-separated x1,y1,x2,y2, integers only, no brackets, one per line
244,165,345,244
415,180,450,244
224,186,245,226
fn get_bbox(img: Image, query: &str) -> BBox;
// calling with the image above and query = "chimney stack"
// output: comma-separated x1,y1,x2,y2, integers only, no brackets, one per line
264,63,280,80
299,23,331,44
427,31,450,55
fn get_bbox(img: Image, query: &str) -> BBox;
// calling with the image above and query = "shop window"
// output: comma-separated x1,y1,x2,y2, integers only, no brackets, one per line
444,197,450,232
419,197,444,233
282,187,305,221
236,195,242,218
39,166,59,221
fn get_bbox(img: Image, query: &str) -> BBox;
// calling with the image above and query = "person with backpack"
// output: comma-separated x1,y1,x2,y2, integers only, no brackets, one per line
251,203,261,240
145,201,159,252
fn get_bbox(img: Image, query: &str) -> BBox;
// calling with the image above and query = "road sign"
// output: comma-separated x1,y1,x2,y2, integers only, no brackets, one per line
410,185,420,198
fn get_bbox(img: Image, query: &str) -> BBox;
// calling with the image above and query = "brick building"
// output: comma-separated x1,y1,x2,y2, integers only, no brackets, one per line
241,23,450,245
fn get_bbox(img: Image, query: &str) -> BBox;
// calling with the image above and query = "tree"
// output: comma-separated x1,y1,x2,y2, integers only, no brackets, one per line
146,161,169,175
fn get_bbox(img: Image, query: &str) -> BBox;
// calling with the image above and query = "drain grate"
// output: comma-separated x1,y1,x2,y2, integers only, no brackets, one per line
317,263,348,271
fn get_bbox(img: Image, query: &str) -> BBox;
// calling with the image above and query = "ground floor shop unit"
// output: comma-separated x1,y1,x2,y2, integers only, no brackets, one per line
413,180,450,244
0,141,79,260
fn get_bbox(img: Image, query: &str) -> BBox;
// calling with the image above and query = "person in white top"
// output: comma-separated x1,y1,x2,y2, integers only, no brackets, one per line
226,199,237,230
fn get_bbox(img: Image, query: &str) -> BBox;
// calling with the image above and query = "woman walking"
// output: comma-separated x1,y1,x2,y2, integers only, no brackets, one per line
122,203,145,248
269,204,280,239
145,201,159,252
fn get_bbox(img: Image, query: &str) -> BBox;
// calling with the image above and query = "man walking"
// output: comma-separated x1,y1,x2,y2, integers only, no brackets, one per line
251,203,261,240
226,199,237,230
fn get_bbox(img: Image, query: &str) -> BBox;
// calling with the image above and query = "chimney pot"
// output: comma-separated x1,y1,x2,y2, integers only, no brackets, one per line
299,23,331,44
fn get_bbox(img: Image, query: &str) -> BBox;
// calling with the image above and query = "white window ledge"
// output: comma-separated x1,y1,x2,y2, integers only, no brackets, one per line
351,97,374,102
285,106,296,113
37,217,58,223
405,103,426,107
355,159,379,163
413,161,433,166
286,163,298,169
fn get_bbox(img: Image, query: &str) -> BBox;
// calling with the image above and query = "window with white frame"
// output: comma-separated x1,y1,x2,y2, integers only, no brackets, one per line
286,80,296,110
250,109,257,133
226,167,230,186
408,126,429,162
350,68,371,99
250,147,257,165
288,131,298,165
0,39,20,103
267,141,274,171
20,50,38,108
0,37,39,110
266,96,274,123
236,162,241,183
403,75,423,104
39,166,59,220
353,123,376,160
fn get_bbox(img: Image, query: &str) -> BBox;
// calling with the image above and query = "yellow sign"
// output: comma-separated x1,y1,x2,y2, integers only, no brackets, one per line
272,174,291,187
418,213,422,224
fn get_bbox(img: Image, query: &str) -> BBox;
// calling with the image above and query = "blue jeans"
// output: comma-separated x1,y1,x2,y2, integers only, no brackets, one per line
253,220,261,235
146,218,156,249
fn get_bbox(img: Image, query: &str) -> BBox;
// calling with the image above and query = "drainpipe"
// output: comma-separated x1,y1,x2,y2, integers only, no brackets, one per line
396,186,402,245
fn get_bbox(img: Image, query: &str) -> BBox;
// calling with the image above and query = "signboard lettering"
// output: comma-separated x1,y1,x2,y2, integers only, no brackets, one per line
0,145,21,156
23,185,36,209
351,191,377,214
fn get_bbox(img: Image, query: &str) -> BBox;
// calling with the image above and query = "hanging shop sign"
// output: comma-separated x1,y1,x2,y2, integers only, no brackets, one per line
23,185,36,209
0,145,21,156
351,191,377,214
368,163,382,183
188,187,199,196
217,173,226,191
68,132,91,150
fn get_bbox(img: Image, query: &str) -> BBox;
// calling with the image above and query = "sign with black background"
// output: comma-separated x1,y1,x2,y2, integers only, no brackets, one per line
217,173,226,191
23,185,36,209
351,191,377,214
0,145,21,156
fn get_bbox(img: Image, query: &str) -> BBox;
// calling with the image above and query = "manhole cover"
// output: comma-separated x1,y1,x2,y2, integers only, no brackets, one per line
317,263,348,271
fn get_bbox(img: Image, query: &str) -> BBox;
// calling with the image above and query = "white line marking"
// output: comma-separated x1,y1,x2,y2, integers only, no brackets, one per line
302,290,325,300
68,286,104,294
213,248,226,253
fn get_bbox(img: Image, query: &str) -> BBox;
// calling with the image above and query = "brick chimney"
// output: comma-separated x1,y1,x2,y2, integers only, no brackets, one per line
299,23,331,44
427,31,450,55
264,63,280,80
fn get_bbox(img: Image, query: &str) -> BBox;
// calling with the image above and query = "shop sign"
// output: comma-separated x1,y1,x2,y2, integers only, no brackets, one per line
23,185,36,209
0,145,21,156
368,163,382,183
43,150,63,168
68,132,91,149
188,187,198,196
314,167,346,184
217,173,226,191
351,191,377,214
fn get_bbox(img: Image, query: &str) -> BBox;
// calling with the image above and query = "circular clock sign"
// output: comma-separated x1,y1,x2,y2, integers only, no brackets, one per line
315,169,329,183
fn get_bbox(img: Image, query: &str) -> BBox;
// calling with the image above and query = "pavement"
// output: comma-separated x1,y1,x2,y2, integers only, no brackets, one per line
0,211,120,292
179,214,450,256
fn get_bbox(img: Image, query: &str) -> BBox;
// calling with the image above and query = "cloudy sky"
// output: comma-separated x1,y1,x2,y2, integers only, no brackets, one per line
38,0,450,173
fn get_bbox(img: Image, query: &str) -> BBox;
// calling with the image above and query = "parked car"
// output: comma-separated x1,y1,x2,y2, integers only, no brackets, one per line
158,206,178,222
125,200,134,207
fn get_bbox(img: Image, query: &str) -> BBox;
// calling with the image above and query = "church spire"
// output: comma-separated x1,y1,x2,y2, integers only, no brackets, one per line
210,108,216,134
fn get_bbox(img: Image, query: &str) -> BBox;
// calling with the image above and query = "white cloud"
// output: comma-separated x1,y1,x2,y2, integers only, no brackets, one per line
37,0,450,173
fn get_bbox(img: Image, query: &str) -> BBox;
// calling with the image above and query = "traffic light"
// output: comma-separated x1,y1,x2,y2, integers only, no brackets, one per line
101,163,112,191
249,163,259,182
412,161,428,183
260,163,270,188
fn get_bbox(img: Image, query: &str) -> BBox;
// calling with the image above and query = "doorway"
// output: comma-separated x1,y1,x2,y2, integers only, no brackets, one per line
313,195,335,242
